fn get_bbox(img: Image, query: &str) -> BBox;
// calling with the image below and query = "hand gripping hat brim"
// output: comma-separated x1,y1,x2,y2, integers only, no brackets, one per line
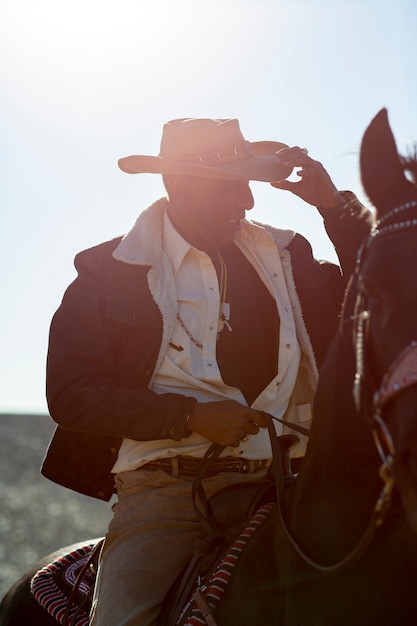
118,118,292,182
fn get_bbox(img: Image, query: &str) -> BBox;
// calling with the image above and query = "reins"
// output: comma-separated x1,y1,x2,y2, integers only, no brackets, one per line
265,414,395,574
187,406,396,579
189,388,403,582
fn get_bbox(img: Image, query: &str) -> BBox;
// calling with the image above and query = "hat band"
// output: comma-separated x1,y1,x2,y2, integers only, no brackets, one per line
159,140,252,166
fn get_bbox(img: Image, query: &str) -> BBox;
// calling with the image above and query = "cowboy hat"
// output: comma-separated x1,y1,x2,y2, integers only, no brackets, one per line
118,118,292,182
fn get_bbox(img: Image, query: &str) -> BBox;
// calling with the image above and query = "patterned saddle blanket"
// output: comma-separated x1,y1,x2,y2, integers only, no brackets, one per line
30,540,102,626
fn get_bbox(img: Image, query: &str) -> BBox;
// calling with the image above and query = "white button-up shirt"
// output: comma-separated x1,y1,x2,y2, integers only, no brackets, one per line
113,212,301,472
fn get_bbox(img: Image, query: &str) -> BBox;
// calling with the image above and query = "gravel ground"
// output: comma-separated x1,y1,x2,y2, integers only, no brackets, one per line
0,413,113,599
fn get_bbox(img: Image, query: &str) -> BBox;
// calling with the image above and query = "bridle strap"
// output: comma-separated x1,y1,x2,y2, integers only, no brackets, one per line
369,340,417,471
374,341,417,410
352,203,417,414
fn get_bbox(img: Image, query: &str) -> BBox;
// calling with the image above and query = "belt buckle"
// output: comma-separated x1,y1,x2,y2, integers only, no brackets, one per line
243,460,265,473
241,460,254,474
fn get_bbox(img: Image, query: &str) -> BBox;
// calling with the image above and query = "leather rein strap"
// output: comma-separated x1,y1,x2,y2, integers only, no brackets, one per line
266,413,394,574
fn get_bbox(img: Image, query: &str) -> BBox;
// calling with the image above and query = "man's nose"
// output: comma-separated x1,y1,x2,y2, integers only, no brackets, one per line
239,184,255,211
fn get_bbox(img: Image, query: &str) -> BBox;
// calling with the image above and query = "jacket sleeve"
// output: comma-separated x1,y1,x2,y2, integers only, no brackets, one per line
318,190,374,279
286,192,373,368
46,241,195,443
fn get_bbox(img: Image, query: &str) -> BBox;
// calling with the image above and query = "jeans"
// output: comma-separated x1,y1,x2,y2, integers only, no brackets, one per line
90,467,267,626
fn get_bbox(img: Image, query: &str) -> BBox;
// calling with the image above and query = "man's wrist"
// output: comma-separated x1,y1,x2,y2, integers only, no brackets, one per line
317,190,345,211
317,190,356,216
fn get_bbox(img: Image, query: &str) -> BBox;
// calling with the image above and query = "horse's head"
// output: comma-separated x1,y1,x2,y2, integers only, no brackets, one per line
358,108,417,530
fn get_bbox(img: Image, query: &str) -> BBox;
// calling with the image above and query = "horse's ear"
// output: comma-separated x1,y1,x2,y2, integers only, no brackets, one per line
360,108,412,215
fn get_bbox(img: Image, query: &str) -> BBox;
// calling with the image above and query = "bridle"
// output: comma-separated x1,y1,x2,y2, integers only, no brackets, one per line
353,199,417,470
269,199,417,573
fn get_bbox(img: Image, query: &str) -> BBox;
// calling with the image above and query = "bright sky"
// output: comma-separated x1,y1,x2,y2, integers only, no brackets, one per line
1,0,416,414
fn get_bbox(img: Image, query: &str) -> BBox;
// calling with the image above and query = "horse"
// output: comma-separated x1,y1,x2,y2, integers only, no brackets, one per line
1,107,417,625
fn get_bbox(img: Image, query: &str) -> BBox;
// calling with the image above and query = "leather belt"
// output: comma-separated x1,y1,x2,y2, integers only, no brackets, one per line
141,455,269,478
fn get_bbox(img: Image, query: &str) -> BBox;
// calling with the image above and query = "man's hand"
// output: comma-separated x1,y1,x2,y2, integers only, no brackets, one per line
186,400,267,447
271,146,344,210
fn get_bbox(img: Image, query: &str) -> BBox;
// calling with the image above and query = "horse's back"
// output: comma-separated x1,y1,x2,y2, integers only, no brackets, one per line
0,558,55,626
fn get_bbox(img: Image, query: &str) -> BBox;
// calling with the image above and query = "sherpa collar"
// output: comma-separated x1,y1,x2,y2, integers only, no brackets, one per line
112,197,296,266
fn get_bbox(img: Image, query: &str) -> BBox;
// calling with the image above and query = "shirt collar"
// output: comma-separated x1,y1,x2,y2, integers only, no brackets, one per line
162,209,279,275
162,210,194,276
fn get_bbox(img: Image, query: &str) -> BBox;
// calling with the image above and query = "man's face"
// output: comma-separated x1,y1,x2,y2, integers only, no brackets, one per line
168,175,254,252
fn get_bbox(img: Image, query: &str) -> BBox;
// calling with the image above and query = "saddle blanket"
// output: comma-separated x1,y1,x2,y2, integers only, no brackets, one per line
30,540,99,625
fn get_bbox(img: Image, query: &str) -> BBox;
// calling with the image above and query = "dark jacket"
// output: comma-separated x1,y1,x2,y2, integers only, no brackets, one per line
42,194,372,500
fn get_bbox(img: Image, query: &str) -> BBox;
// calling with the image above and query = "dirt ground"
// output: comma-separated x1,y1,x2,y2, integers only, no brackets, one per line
0,413,113,598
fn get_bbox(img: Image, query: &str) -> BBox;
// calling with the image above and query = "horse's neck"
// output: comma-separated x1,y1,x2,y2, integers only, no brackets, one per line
287,330,381,560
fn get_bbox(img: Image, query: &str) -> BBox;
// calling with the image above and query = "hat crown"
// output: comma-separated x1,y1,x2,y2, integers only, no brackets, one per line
159,118,246,159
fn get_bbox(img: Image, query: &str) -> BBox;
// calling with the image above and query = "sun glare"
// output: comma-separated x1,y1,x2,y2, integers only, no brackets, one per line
2,1,285,109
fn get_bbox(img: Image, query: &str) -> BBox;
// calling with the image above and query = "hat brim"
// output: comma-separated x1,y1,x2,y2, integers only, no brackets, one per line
118,141,292,183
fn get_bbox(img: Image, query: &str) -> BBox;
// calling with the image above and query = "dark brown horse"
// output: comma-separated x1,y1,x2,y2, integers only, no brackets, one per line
1,108,417,625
